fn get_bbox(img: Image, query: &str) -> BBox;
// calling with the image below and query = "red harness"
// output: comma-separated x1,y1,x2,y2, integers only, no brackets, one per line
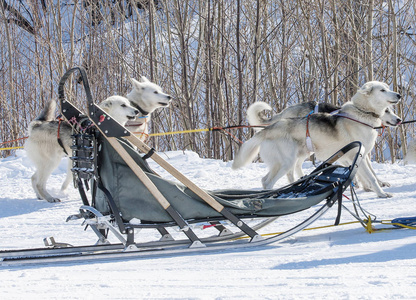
125,118,149,141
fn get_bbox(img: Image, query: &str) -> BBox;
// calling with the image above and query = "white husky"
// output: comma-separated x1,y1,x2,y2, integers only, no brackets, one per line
246,100,402,190
125,76,172,139
233,81,401,198
25,96,139,203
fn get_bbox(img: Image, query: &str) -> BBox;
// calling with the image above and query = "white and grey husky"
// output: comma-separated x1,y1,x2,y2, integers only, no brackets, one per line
246,100,402,190
25,96,138,203
233,81,401,198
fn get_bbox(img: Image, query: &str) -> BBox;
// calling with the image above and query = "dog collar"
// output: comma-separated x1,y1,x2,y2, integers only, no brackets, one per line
354,106,380,119
131,102,149,116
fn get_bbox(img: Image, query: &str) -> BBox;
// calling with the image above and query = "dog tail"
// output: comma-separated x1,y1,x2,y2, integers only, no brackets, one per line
36,100,57,122
232,134,263,169
247,102,272,132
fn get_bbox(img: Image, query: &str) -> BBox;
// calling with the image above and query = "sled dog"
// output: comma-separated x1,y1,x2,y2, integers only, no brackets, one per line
25,96,139,203
233,81,401,198
246,101,402,190
125,76,172,139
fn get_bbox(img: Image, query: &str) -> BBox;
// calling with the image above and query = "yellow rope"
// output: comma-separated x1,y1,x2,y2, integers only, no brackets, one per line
147,128,210,137
1,126,226,151
0,146,24,151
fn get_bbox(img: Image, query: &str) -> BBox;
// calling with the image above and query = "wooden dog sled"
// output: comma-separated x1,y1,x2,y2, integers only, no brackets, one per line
0,68,364,266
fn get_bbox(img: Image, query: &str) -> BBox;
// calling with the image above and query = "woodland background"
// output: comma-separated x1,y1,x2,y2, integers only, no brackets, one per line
1,0,415,162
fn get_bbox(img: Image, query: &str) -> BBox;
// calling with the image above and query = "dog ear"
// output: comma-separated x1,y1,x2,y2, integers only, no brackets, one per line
130,78,143,90
359,82,373,95
100,100,112,111
140,76,150,83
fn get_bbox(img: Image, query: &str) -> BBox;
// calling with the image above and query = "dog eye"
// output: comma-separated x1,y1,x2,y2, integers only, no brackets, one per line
154,91,158,94
121,104,127,107
380,89,386,92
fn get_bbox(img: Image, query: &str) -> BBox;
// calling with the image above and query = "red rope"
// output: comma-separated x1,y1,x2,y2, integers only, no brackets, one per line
0,136,28,146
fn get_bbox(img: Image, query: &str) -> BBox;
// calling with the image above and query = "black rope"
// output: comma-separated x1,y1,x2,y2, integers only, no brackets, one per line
371,119,416,130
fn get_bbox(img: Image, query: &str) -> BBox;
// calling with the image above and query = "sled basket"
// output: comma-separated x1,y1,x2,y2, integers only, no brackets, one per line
94,135,360,224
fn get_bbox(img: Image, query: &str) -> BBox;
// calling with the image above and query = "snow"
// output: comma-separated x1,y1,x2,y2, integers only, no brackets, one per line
1,149,416,299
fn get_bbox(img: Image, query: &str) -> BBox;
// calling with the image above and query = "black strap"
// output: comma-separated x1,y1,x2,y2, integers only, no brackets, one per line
130,101,149,116
57,138,69,156
334,186,343,225
142,147,155,160
77,178,90,206
97,181,127,234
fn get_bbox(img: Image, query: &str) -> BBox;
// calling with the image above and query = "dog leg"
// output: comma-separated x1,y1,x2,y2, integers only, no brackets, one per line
31,173,43,200
262,165,281,189
358,157,390,192
366,156,390,187
262,160,296,189
60,158,73,191
286,153,307,182
286,168,296,183
262,151,298,189
356,161,392,198
32,158,62,203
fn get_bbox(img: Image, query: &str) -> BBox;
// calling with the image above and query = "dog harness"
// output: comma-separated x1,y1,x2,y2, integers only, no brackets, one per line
306,107,381,153
305,113,315,153
305,103,320,153
57,116,69,156
124,102,150,140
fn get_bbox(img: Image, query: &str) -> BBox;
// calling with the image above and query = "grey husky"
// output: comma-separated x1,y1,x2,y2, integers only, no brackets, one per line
25,96,138,203
234,81,401,198
246,100,402,191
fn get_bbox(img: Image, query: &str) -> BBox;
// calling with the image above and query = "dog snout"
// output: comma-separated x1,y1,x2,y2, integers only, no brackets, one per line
167,95,172,100
397,93,401,99
396,117,402,125
134,109,140,115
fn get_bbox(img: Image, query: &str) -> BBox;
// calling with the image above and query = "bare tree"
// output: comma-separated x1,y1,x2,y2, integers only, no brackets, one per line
1,0,416,162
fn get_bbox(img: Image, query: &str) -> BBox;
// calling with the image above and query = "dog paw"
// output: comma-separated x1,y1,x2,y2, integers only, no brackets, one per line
379,181,391,187
378,192,393,198
47,198,61,203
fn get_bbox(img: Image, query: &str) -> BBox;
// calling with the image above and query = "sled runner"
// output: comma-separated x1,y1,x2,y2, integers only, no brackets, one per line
0,67,364,266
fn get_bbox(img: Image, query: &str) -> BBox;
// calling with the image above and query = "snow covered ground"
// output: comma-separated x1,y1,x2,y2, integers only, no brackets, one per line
1,149,416,299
